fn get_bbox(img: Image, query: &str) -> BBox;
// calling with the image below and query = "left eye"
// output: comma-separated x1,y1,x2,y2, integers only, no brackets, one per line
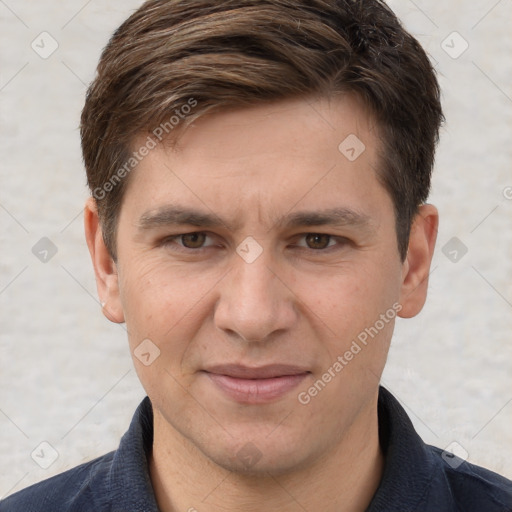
297,234,336,250
180,232,209,248
163,232,216,250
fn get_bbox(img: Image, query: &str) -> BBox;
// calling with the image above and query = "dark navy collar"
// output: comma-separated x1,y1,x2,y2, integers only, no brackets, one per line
108,396,159,512
108,387,436,511
367,386,435,510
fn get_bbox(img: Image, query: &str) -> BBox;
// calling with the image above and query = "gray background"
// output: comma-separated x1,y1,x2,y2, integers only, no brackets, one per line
1,0,511,498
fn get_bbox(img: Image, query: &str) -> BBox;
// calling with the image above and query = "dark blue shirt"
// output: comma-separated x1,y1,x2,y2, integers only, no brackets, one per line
2,387,511,511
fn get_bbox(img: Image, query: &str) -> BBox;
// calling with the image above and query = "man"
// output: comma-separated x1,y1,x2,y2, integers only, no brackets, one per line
2,0,511,511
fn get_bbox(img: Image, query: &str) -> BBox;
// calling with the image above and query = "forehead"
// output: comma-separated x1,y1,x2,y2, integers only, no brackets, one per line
123,95,390,228
168,94,377,164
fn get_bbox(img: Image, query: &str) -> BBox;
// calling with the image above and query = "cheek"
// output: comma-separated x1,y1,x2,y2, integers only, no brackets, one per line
118,258,222,352
295,262,400,335
117,261,215,399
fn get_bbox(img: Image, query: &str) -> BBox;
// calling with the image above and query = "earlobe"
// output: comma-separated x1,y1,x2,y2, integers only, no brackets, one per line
84,198,125,324
398,204,438,319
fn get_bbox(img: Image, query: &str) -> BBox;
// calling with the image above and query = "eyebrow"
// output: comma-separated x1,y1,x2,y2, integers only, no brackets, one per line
138,207,233,231
278,208,375,234
137,206,376,234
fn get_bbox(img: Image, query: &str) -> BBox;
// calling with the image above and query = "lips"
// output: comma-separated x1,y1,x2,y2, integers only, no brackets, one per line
203,364,310,403
204,364,310,379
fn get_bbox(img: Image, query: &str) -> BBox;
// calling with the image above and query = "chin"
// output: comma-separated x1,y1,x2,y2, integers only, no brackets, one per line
199,432,318,478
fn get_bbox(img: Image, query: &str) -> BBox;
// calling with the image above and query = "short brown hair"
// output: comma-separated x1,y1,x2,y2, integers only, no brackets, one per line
81,0,443,261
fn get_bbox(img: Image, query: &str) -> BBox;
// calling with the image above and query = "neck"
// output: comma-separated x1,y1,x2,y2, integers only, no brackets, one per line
149,395,384,512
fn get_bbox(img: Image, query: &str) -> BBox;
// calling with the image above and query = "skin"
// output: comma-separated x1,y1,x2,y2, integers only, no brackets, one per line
85,95,438,512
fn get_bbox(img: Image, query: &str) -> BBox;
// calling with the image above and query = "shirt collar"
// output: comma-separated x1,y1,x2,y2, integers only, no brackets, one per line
367,386,434,511
108,396,159,512
107,387,435,511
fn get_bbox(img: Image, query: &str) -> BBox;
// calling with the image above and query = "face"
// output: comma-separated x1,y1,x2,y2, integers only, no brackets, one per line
87,95,435,476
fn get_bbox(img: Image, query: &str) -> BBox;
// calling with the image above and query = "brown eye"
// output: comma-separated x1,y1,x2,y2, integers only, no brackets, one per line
180,232,207,248
305,233,332,249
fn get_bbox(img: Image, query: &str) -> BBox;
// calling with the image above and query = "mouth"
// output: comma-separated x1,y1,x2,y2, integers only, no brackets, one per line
202,364,311,404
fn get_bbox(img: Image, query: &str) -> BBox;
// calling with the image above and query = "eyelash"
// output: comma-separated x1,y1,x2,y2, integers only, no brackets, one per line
160,232,350,253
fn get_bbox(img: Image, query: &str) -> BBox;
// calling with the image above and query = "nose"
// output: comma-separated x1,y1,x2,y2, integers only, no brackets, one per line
214,250,298,343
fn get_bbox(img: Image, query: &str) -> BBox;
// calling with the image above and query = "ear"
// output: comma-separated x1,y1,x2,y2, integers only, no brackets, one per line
398,204,438,318
84,197,125,323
